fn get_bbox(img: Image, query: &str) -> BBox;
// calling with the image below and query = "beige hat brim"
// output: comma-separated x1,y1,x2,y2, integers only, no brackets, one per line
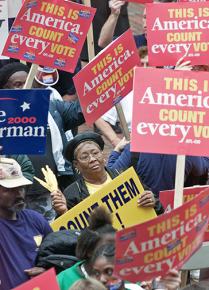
0,176,32,188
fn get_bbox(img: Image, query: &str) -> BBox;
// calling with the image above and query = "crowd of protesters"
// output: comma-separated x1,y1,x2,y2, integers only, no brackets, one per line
0,0,209,289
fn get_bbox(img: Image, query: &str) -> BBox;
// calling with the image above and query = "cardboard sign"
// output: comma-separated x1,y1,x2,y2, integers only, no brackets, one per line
13,268,59,290
51,167,156,231
160,186,209,241
73,29,140,124
0,0,9,59
0,89,50,154
146,2,209,66
114,187,209,282
3,0,96,73
131,67,209,156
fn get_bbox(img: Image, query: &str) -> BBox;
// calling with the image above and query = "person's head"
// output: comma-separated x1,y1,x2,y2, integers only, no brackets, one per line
76,207,116,261
90,243,124,290
69,278,106,290
0,158,32,218
138,46,148,67
0,63,29,89
65,132,105,179
32,66,59,88
90,243,115,287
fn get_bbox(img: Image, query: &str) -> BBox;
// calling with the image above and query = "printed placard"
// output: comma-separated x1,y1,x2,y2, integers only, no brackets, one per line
51,167,156,232
160,186,209,241
3,0,96,73
147,2,209,66
0,0,9,59
178,0,207,2
73,29,140,124
114,187,209,282
13,268,59,290
131,67,209,156
0,89,50,154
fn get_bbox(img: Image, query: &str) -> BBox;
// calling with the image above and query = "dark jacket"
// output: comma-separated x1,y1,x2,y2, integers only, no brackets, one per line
49,99,85,176
64,168,120,209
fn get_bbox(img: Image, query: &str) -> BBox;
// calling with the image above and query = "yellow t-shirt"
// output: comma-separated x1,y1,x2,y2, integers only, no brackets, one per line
85,173,112,195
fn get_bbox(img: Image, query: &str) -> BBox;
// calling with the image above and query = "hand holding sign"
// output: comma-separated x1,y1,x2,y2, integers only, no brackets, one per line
24,267,45,278
50,190,68,216
137,191,156,208
109,0,126,16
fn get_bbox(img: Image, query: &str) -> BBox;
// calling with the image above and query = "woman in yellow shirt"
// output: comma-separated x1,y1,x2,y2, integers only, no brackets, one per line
51,131,156,216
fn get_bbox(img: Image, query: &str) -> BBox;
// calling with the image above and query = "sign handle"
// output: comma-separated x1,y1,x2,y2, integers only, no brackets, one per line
115,103,130,141
83,0,95,61
174,154,187,287
23,63,39,89
174,154,185,209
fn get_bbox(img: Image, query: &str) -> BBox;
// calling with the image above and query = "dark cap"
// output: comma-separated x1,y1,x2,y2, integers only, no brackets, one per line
0,62,29,89
65,132,104,162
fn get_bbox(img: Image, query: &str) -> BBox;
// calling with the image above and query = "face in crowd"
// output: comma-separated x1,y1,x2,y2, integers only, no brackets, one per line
3,71,28,89
0,185,26,215
91,255,115,287
73,141,106,177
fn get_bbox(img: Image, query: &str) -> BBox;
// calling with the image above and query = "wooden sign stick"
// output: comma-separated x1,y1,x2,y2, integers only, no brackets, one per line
23,63,39,89
115,102,130,140
83,0,95,61
174,154,187,287
174,155,185,209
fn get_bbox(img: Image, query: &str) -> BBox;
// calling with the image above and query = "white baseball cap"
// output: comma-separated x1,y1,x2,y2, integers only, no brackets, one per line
0,158,32,188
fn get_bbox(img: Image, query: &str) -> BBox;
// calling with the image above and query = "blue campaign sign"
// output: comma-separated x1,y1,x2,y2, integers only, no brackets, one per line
0,89,50,154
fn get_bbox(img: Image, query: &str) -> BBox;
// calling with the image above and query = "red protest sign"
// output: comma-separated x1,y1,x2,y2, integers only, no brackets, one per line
131,67,209,156
114,187,209,282
160,186,209,241
0,0,9,60
146,2,209,66
3,0,96,73
126,0,153,3
73,29,140,124
13,268,59,290
178,0,208,2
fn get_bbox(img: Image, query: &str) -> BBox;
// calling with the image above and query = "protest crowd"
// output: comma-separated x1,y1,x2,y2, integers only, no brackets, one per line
0,0,209,289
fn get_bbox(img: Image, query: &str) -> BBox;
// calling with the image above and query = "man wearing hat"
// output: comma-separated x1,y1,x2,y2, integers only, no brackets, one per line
51,132,156,215
0,158,52,290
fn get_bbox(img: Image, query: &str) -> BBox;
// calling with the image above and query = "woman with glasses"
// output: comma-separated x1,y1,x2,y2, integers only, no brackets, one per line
51,131,156,216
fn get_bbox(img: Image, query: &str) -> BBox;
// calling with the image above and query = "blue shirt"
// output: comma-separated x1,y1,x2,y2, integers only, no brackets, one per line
134,34,147,48
108,144,209,197
0,209,52,290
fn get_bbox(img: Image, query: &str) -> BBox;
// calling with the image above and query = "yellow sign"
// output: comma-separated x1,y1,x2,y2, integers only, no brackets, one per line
51,167,156,231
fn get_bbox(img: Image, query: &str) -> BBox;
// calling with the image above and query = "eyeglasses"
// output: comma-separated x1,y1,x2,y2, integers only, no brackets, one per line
77,150,102,162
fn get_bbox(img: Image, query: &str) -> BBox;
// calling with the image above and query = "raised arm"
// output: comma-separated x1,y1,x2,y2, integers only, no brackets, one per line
98,0,125,48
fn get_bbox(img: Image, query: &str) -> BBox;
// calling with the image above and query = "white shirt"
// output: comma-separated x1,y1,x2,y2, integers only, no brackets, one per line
101,91,133,132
